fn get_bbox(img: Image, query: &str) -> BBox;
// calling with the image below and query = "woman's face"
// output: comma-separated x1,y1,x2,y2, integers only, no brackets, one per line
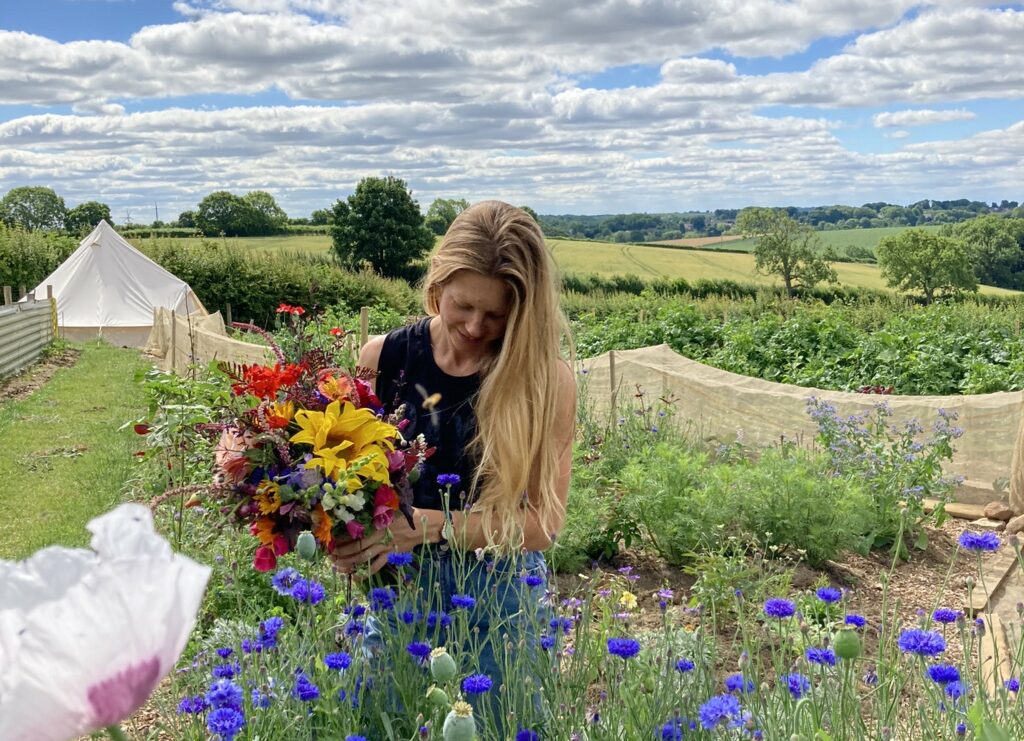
437,270,512,353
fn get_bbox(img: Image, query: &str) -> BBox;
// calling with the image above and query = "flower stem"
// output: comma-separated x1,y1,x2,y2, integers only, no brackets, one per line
105,725,130,741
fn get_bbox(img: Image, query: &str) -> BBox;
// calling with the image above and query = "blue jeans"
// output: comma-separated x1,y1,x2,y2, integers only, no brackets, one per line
363,545,549,736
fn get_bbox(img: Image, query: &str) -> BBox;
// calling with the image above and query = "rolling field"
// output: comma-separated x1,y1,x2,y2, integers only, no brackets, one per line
652,225,944,253
132,233,333,255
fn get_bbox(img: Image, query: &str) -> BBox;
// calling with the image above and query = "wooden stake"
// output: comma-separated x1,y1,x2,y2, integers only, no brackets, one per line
169,309,177,373
359,306,369,350
2,286,11,306
225,302,232,326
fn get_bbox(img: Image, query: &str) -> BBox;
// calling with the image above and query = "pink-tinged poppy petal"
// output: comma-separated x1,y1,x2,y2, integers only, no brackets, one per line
0,504,210,741
253,544,277,572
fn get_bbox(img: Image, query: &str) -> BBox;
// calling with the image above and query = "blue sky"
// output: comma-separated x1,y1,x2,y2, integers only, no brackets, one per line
1,1,1023,219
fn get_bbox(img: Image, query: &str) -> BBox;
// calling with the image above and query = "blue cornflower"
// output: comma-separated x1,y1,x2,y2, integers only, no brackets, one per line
250,689,271,709
540,635,555,651
290,578,326,605
437,473,462,487
958,531,1001,551
945,681,969,699
398,609,418,625
957,723,967,736
212,662,240,679
345,605,368,618
724,673,755,693
271,567,300,596
932,608,962,624
451,594,476,610
407,641,432,663
387,551,414,567
292,671,320,701
698,694,742,730
216,647,234,659
785,673,812,699
240,638,260,654
764,598,796,619
927,665,961,685
345,737,369,741
206,679,243,710
659,716,694,740
427,610,452,630
461,673,493,694
550,616,574,634
515,730,540,741
521,573,545,587
344,620,365,636
675,658,695,673
1005,677,1020,692
258,616,284,650
369,587,397,611
324,652,353,671
806,647,837,666
607,637,641,659
206,707,245,741
844,614,867,628
898,629,946,656
816,587,842,603
177,695,209,714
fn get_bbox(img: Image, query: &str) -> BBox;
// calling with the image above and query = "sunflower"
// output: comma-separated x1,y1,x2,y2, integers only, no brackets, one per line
290,400,396,485
253,479,281,515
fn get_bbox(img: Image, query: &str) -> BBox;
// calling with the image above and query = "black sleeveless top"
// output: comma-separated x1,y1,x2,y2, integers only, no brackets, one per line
376,317,480,511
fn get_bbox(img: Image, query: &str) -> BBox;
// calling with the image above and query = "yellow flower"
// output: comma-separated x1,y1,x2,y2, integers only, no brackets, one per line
267,400,296,428
254,479,281,515
618,592,638,610
317,373,355,402
290,400,396,484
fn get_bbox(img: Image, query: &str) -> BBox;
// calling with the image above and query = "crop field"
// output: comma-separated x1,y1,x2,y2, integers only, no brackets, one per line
131,233,333,255
652,225,945,253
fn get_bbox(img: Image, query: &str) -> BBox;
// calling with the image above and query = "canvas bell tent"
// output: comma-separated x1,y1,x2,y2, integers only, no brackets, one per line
29,220,206,346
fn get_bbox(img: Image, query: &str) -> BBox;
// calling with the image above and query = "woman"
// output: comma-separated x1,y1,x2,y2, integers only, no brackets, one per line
330,200,576,716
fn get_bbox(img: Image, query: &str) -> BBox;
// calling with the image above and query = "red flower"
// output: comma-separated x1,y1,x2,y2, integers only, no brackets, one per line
231,363,304,399
133,424,150,435
374,484,399,511
329,327,345,337
354,378,381,409
253,544,277,572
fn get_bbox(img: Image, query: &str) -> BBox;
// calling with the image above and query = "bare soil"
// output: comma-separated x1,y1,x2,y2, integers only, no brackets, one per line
0,347,80,403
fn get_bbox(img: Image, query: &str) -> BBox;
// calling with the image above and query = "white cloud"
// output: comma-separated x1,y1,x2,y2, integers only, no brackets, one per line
883,129,911,139
873,108,976,127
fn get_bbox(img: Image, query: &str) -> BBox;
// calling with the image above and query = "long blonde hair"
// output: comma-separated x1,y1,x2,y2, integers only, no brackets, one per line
422,200,573,549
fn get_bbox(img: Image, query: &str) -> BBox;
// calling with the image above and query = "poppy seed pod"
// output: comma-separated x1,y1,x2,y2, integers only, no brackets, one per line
430,647,457,683
296,531,317,561
443,701,476,741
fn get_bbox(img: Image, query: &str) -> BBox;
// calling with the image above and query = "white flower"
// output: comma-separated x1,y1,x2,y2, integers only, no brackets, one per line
0,504,210,741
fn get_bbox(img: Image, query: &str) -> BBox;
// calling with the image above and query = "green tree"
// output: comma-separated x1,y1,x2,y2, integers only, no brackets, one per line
876,228,977,304
310,208,333,226
518,205,540,224
736,207,837,297
330,176,434,279
946,215,1022,288
0,186,67,231
195,191,250,237
424,197,470,235
176,210,197,229
64,201,112,235
243,190,288,234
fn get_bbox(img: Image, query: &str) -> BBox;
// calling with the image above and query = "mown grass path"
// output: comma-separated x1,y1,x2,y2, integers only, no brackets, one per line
0,341,150,560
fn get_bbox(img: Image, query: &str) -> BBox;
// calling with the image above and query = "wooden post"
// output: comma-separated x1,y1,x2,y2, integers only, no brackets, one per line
225,302,232,326
18,285,26,301
47,285,56,339
2,286,11,306
359,306,369,350
609,349,618,413
46,285,53,300
169,309,177,373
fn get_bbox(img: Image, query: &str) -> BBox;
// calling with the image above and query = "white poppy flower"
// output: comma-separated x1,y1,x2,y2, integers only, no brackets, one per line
0,504,211,741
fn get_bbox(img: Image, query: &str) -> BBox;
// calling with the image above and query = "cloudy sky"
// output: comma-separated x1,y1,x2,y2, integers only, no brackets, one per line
2,0,1023,221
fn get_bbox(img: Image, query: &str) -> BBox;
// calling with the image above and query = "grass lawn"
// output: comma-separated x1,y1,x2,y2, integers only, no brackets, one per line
131,233,333,255
0,341,151,559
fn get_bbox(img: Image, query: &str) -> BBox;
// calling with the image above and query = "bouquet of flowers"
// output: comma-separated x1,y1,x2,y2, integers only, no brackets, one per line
213,306,431,571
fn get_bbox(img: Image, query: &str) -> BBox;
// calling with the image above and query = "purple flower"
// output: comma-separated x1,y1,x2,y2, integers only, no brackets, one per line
764,598,796,619
212,662,240,679
540,635,555,651
451,594,476,610
369,587,397,611
785,673,811,699
724,673,754,693
250,689,271,708
607,637,641,659
898,629,946,656
927,665,960,685
406,641,431,663
698,694,742,730
206,707,245,741
292,671,320,701
216,647,234,659
461,673,493,694
515,731,540,741
1005,677,1020,693
387,551,414,567
958,531,1001,551
844,614,866,628
206,679,243,710
426,610,452,630
945,681,969,699
675,658,695,673
324,652,353,671
550,616,574,634
932,608,962,624
816,587,842,603
806,647,837,666
659,717,695,740
521,573,545,588
177,695,209,714
290,578,326,605
271,567,300,596
437,473,462,487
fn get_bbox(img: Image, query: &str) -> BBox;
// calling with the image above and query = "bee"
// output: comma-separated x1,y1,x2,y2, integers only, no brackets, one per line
415,384,442,430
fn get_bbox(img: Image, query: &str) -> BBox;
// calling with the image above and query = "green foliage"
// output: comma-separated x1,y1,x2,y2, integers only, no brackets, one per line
330,176,434,279
195,190,289,237
424,197,469,235
0,224,76,291
64,201,112,235
139,239,419,327
0,186,67,232
945,216,1024,289
737,207,839,296
877,228,978,303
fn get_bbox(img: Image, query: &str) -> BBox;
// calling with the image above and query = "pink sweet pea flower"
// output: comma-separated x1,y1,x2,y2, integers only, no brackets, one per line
372,505,395,530
0,504,210,741
345,520,365,540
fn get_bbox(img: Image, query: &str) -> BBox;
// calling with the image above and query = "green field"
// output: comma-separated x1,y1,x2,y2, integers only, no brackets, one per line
654,225,944,254
130,231,1019,297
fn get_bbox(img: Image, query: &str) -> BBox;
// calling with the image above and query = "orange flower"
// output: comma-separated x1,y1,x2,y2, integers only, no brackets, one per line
250,517,276,546
317,373,355,402
253,480,281,515
312,504,333,545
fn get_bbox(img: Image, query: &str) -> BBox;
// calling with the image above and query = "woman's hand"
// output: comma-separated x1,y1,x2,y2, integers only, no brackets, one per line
328,509,435,578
